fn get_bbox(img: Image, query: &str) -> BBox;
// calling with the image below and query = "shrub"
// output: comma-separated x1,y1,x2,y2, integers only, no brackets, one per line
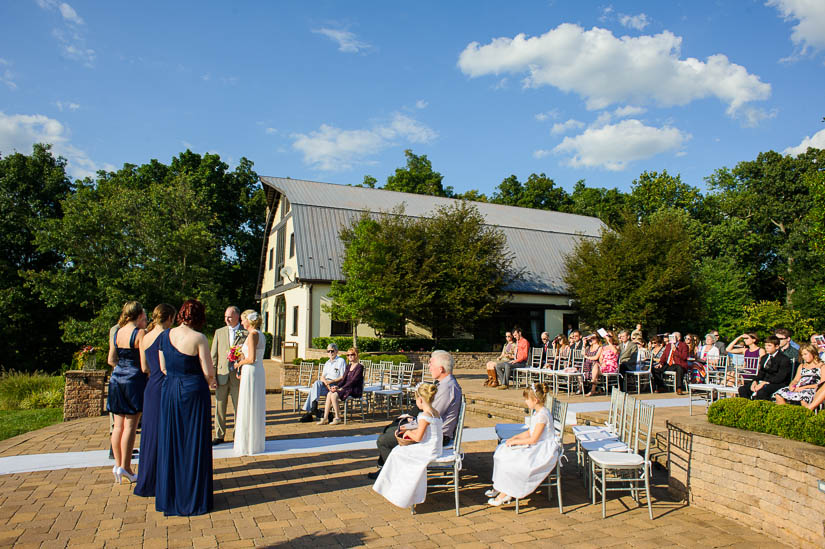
263,332,273,358
0,370,65,410
20,388,64,409
765,404,813,440
804,412,825,446
707,397,750,426
292,353,409,366
708,397,825,447
310,336,493,353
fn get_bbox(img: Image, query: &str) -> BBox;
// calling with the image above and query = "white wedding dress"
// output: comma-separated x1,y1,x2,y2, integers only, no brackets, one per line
492,407,560,499
233,329,267,456
373,412,443,509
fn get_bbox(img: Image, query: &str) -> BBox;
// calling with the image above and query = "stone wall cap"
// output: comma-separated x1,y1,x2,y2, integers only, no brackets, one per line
668,415,825,469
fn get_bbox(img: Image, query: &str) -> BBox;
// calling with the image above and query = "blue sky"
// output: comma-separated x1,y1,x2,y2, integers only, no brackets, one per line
1,1,824,195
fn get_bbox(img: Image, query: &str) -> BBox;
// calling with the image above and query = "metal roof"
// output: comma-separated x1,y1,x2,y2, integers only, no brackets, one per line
261,177,604,295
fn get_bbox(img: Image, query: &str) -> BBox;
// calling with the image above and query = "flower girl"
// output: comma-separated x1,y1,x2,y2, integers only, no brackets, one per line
487,382,560,506
372,383,443,509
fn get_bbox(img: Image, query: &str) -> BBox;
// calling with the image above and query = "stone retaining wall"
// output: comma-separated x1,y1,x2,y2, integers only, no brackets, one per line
303,349,498,369
667,416,825,548
63,370,107,421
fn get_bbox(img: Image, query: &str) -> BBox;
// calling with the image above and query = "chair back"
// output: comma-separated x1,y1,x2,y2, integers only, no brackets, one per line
636,349,651,372
361,359,373,370
530,348,543,368
451,397,468,454
633,402,655,458
298,361,315,385
551,398,569,437
620,396,637,443
740,356,761,384
607,388,625,427
366,364,384,387
706,355,729,384
556,349,571,370
399,362,415,388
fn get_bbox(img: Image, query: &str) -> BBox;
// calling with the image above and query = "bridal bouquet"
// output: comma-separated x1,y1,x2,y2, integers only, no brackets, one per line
227,345,244,362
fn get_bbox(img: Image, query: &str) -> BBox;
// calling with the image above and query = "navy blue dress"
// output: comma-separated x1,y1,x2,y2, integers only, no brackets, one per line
108,327,147,415
155,331,213,516
135,332,165,497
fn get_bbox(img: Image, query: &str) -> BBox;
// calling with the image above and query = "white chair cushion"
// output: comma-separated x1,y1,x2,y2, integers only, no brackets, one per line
589,451,644,467
571,424,604,434
282,385,309,391
495,424,528,441
581,439,627,453
688,383,716,391
430,449,459,464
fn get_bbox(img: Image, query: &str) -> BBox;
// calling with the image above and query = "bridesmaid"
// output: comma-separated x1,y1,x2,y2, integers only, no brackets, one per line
107,301,147,484
134,303,176,498
156,299,217,516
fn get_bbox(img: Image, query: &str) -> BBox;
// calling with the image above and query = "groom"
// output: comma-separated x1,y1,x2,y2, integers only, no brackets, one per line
211,306,247,445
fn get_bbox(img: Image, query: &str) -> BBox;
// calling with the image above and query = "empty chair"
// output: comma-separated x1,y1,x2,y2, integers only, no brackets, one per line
282,361,315,412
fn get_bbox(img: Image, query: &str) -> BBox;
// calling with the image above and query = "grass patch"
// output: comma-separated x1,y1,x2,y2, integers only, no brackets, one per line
0,408,63,441
0,370,65,410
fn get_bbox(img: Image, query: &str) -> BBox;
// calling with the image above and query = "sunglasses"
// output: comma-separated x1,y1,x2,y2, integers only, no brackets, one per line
327,350,336,353
346,353,356,357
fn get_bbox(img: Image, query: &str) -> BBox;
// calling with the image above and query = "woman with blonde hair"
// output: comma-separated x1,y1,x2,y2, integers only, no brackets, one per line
135,303,176,497
319,347,363,426
233,309,267,456
107,301,147,484
775,344,823,406
487,382,560,506
373,383,443,509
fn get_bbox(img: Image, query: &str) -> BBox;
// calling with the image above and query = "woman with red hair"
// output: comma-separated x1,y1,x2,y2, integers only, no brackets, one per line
156,299,217,516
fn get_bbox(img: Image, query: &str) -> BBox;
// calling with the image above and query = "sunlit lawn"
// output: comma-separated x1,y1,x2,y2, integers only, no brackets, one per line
0,408,63,442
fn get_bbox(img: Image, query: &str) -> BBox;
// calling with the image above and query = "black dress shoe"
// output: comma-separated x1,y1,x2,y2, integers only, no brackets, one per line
300,412,314,423
367,469,381,480
212,437,225,445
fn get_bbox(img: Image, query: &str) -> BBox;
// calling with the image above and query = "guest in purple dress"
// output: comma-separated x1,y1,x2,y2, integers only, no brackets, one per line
726,332,766,386
319,347,364,426
134,303,176,498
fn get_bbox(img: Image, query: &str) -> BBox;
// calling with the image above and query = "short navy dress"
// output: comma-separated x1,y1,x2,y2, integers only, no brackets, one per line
155,330,213,516
108,327,147,415
135,332,165,497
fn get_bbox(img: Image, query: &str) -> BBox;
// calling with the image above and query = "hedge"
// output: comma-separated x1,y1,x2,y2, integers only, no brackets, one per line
707,397,823,446
311,336,493,353
292,354,409,366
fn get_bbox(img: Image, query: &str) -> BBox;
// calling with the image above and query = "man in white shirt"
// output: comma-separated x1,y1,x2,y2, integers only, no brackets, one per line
300,343,346,422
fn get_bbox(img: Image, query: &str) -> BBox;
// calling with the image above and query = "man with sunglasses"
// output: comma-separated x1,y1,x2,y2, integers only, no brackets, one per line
299,343,346,423
774,328,799,363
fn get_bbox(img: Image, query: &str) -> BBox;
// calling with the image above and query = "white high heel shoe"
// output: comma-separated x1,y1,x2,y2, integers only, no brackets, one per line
487,495,513,507
484,488,499,498
116,467,137,483
112,465,119,483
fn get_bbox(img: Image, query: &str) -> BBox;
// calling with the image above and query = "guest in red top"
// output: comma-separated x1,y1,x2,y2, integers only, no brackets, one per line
652,332,689,394
495,327,529,389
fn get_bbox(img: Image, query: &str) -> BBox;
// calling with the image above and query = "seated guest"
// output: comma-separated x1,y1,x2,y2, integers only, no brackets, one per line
648,335,665,361
586,332,619,397
685,333,702,382
367,350,462,480
775,344,822,406
569,330,584,352
775,328,799,364
552,335,570,367
617,330,639,391
486,382,560,507
581,334,601,394
726,332,765,385
653,332,689,394
319,347,364,425
698,334,720,363
710,330,727,354
812,334,825,361
372,383,443,509
495,327,529,389
738,336,792,400
485,332,515,387
300,343,346,422
539,332,552,366
802,379,825,410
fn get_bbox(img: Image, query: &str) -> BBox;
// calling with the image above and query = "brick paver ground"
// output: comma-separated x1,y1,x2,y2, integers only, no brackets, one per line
0,376,783,547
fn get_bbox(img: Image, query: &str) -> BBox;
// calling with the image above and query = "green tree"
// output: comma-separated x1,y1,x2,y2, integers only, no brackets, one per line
26,151,264,348
491,173,571,211
729,301,817,343
384,149,452,197
693,256,752,338
326,202,517,343
566,180,629,229
563,208,698,331
0,144,74,371
628,170,701,221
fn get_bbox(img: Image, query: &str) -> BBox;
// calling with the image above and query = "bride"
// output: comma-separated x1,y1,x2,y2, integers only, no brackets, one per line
233,310,267,455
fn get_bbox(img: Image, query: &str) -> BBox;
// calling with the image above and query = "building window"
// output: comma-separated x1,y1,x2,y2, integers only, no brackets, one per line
281,197,290,219
291,306,299,336
268,248,273,270
275,227,286,282
263,311,269,333
289,233,295,258
330,319,352,337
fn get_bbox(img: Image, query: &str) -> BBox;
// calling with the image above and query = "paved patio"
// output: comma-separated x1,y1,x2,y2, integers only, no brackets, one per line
0,377,783,548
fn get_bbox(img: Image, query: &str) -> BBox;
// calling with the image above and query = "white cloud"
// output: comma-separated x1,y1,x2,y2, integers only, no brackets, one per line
0,111,100,178
58,2,84,25
37,1,94,67
782,128,825,156
0,58,16,90
533,149,552,159
312,28,371,53
291,113,437,171
613,105,646,118
768,0,825,55
415,100,428,109
55,101,80,112
457,24,771,116
738,106,778,128
550,118,585,135
552,119,690,171
618,13,650,30
535,109,559,121
265,127,277,135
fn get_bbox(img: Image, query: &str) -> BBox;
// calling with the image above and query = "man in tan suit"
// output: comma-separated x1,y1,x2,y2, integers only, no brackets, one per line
211,306,247,444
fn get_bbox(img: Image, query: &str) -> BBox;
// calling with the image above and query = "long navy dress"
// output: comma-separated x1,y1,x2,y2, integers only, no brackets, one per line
134,333,165,497
155,331,213,516
108,327,147,415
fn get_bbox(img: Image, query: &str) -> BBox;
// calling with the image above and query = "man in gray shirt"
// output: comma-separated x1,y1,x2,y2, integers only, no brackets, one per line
367,350,463,479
